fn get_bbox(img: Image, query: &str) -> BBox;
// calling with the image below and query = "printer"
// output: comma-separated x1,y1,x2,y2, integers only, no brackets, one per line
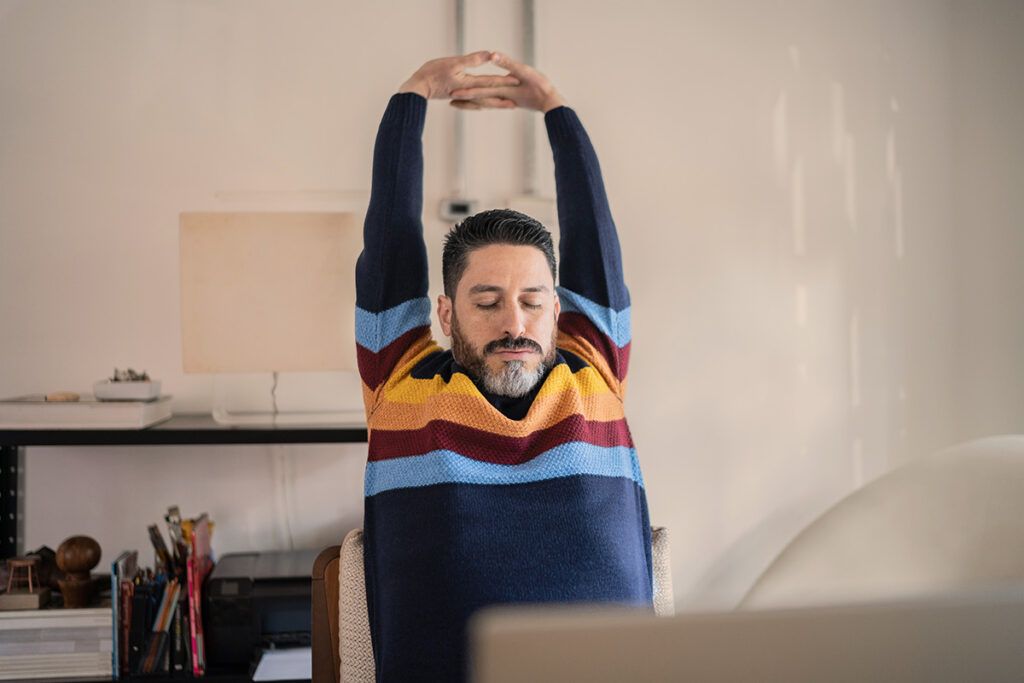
204,549,319,671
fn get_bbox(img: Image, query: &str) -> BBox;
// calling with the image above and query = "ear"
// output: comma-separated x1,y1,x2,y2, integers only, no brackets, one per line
438,294,453,336
553,291,561,320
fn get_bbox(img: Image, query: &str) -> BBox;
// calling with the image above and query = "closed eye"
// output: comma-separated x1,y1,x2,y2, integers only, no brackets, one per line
476,302,498,310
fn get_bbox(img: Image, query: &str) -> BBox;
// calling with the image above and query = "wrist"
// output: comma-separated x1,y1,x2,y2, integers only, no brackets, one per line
398,76,430,100
539,87,565,113
540,93,565,113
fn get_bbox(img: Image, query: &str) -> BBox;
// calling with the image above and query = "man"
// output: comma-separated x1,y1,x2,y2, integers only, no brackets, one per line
355,51,651,682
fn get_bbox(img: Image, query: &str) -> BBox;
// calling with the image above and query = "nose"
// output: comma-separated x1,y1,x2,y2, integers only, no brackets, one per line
501,303,527,339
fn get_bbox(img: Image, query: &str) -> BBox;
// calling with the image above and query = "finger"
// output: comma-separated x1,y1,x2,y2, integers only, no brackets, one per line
489,51,527,76
451,98,517,110
459,50,493,68
450,86,515,100
458,74,520,88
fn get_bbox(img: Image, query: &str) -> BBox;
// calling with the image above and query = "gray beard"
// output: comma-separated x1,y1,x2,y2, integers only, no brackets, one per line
479,358,549,398
450,315,557,399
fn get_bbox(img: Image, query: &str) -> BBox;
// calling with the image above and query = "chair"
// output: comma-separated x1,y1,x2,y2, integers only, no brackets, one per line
312,526,674,683
740,435,1024,609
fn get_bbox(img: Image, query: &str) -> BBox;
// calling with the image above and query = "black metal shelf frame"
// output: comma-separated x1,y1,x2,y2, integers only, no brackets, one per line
0,414,367,558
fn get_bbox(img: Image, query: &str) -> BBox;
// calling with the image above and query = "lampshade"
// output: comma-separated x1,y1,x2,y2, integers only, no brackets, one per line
180,212,360,374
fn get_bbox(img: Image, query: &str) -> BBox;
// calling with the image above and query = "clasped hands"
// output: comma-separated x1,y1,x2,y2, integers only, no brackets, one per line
398,51,565,113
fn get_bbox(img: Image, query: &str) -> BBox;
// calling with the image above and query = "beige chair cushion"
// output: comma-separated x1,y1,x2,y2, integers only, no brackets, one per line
339,525,673,682
338,529,374,683
651,526,675,616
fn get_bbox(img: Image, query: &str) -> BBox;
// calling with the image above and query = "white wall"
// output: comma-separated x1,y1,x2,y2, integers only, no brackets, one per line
1,0,1021,610
951,0,1024,440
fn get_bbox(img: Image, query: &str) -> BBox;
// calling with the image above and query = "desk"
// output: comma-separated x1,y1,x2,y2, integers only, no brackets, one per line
0,414,368,558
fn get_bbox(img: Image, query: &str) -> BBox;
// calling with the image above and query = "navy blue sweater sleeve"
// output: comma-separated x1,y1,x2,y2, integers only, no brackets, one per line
355,93,434,396
545,107,632,387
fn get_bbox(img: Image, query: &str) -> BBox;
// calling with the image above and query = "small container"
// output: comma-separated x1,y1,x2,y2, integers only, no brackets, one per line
93,379,161,401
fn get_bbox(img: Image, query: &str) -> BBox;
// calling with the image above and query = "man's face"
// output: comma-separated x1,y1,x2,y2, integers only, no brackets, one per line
438,244,560,398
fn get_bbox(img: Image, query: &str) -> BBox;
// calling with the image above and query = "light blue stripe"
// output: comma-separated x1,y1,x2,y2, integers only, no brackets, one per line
355,298,432,352
557,287,631,347
365,442,643,496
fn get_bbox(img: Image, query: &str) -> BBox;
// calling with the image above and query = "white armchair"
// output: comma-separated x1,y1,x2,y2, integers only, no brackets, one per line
741,436,1024,609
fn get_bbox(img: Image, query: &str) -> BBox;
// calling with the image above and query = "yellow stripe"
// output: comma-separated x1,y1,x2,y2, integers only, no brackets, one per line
557,331,624,400
362,331,441,417
382,359,613,406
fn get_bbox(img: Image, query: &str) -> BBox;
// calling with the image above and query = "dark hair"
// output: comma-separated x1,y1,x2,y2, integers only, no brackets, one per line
442,208,556,298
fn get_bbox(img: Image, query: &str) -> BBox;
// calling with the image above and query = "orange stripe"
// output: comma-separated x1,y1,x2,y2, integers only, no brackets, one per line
367,384,626,434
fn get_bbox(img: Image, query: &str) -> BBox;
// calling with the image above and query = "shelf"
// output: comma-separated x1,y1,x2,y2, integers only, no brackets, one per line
0,414,367,563
0,413,368,447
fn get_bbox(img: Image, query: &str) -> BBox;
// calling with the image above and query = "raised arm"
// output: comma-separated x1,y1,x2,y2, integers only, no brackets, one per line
356,54,520,408
450,54,632,394
544,106,631,388
355,90,429,400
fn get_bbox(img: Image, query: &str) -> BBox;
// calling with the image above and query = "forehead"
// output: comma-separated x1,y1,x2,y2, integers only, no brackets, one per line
459,244,553,294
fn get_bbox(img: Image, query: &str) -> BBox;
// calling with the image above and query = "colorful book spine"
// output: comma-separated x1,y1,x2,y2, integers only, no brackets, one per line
110,560,120,680
186,513,213,676
118,581,134,678
137,579,180,675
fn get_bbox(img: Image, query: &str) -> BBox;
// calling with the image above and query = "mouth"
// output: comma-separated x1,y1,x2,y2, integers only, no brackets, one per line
492,349,535,357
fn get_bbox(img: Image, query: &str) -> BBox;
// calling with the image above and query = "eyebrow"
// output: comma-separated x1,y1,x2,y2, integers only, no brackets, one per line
468,284,551,294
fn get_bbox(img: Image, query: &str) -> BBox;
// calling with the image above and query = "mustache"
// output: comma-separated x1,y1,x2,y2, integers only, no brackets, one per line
484,336,542,355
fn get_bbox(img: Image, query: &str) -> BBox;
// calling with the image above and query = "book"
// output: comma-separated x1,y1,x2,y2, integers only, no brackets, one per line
0,606,113,680
187,514,214,676
0,605,111,629
0,653,112,680
171,589,190,676
0,588,50,610
110,550,138,680
0,394,173,429
128,582,158,674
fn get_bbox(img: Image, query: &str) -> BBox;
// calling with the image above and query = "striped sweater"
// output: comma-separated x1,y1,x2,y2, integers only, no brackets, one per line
355,92,651,682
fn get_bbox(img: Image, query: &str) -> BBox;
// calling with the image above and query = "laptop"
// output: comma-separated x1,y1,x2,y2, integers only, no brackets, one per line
469,585,1024,682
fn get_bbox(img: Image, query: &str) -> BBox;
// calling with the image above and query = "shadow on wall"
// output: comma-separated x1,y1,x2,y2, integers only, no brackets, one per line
304,514,365,555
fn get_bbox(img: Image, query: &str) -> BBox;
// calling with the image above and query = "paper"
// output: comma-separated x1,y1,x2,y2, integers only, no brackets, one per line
180,212,359,373
252,647,312,682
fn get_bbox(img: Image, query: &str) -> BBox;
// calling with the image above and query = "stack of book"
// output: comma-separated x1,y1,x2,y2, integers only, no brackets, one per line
0,394,173,429
0,605,113,680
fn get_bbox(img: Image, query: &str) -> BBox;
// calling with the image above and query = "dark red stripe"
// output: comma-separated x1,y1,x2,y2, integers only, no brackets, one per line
558,312,631,381
357,325,431,391
368,414,633,464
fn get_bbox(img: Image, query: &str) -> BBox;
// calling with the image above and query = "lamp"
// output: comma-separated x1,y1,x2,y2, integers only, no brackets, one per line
180,212,364,425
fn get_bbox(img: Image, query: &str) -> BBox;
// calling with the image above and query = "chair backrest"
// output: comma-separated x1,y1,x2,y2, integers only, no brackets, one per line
312,526,674,683
651,526,674,616
741,436,1024,609
338,529,374,683
311,543,341,683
